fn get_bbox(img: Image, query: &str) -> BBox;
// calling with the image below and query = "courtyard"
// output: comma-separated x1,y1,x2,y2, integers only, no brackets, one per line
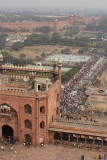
0,143,106,160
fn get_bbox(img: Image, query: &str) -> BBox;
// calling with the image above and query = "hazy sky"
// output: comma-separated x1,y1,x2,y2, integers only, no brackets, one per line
0,0,107,9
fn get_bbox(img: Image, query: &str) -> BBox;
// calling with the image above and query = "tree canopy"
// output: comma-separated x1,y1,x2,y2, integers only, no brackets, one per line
11,42,24,51
34,26,53,34
61,65,81,83
0,34,7,49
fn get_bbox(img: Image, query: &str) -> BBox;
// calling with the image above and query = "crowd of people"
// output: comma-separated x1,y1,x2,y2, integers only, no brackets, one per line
61,55,106,116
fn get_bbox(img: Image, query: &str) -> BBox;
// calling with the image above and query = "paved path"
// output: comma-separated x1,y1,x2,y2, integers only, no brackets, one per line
0,144,106,160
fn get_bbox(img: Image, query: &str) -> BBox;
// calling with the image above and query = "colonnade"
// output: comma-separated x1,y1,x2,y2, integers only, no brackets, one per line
53,132,107,149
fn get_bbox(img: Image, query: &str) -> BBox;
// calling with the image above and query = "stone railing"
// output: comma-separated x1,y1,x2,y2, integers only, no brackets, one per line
53,117,107,127
2,65,52,72
0,88,35,97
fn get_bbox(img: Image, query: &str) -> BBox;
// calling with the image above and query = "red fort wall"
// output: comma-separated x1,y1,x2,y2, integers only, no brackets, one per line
0,16,100,33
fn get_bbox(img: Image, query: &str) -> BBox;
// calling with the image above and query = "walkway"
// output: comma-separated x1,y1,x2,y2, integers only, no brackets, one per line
0,144,106,160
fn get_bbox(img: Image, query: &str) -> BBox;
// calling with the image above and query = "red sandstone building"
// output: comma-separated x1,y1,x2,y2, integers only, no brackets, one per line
0,15,100,32
0,53,107,149
0,54,61,146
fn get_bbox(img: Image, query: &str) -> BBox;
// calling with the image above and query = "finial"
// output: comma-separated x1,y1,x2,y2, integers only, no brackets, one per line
52,57,57,65
57,57,62,67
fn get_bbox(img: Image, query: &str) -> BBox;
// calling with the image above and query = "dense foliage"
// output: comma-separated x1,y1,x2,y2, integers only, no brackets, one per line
23,32,99,48
11,30,104,52
20,28,29,32
34,26,53,34
85,17,107,32
65,27,79,37
85,22,96,31
1,51,33,66
61,65,81,83
0,25,18,33
61,48,70,54
0,34,7,49
11,42,24,51
24,34,50,46
78,47,89,54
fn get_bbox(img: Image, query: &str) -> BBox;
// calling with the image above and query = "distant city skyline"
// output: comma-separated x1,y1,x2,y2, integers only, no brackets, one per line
0,0,107,10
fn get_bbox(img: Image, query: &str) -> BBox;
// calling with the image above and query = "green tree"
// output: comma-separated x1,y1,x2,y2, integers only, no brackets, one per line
51,32,60,44
20,28,29,32
61,66,81,83
85,22,96,31
61,48,70,54
65,27,79,37
34,26,53,34
41,52,46,57
0,34,7,49
12,42,24,51
78,48,89,54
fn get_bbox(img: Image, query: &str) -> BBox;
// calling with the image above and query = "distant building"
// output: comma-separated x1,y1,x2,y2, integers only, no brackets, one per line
0,15,100,33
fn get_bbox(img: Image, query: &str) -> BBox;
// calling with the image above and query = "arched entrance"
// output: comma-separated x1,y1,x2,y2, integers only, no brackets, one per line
54,132,61,140
2,125,13,139
25,134,32,143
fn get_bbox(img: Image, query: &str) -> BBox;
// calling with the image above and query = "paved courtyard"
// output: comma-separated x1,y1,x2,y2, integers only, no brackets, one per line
0,144,106,160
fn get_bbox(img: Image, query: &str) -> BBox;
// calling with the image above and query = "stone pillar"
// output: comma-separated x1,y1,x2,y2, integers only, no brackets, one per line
0,126,2,139
60,133,62,144
76,135,79,145
46,79,49,91
34,80,38,92
93,137,95,147
85,136,87,146
101,138,104,148
68,134,71,142
49,132,54,143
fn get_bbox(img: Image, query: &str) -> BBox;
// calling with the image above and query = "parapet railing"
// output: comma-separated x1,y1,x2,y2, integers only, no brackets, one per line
2,65,53,72
53,117,107,127
0,88,35,97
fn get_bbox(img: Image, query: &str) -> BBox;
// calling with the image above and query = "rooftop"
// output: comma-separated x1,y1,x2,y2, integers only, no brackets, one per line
51,120,107,131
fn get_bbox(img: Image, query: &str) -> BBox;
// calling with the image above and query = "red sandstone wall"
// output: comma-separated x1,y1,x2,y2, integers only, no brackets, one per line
47,81,61,125
0,94,36,145
0,21,55,32
0,16,100,33
0,80,61,146
37,80,61,144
